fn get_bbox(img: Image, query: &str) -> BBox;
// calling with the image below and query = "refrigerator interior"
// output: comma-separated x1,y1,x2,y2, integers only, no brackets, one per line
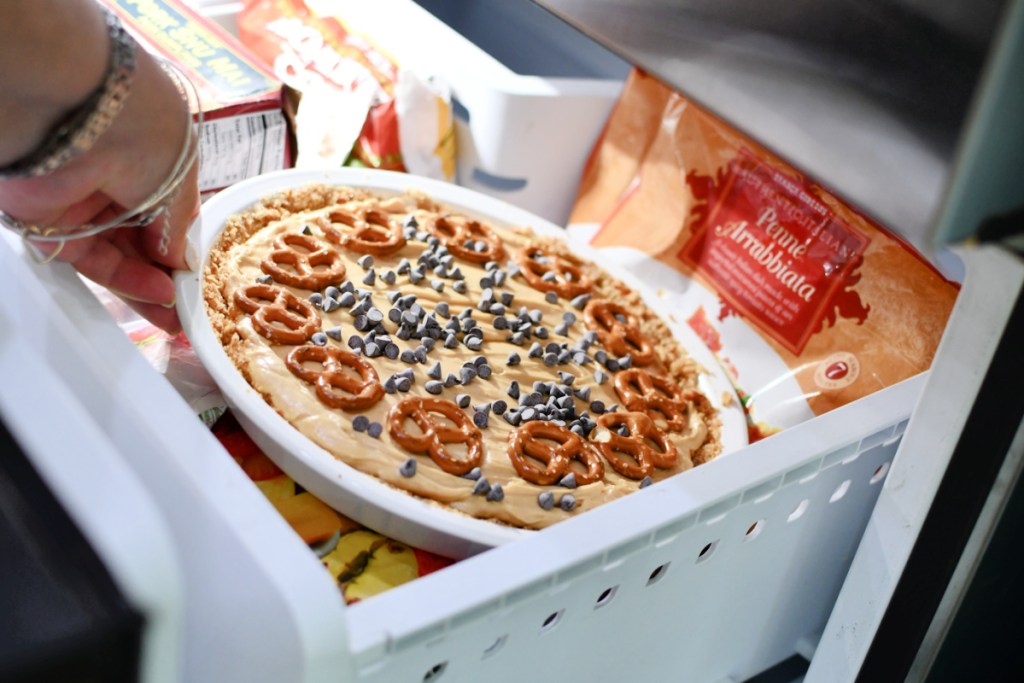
2,0,1022,681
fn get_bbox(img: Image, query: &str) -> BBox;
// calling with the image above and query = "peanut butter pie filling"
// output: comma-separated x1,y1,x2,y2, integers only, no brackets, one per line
204,184,721,530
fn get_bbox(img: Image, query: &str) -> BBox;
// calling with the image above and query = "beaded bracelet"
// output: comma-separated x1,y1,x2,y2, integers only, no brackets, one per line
0,6,137,179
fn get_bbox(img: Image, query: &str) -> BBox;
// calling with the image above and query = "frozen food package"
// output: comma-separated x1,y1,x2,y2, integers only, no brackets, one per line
568,70,959,440
237,0,455,181
99,0,291,193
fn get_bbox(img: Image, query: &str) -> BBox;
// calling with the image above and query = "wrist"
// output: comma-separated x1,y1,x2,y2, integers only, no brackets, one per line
0,4,134,176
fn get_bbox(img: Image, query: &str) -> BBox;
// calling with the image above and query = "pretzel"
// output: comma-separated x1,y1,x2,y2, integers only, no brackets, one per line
286,345,384,410
591,412,678,480
514,245,593,299
421,214,505,264
318,206,406,255
584,299,657,366
234,283,321,345
387,397,484,476
614,368,699,432
507,421,605,486
260,232,347,290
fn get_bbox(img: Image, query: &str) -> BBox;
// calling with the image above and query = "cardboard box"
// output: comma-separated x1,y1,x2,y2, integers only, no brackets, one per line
101,0,291,192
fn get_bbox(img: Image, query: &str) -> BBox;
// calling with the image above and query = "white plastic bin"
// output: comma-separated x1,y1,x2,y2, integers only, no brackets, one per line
409,0,630,225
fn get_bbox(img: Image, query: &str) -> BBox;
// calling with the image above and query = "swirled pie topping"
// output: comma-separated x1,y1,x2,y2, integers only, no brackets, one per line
205,184,721,530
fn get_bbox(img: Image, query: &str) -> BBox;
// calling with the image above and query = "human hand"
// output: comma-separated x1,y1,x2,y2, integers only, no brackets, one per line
0,47,200,332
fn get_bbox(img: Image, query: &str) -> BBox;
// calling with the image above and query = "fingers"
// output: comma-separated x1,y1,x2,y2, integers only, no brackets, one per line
120,296,182,335
62,229,177,307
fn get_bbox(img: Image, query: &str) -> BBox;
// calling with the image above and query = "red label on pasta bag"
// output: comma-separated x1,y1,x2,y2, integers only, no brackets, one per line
679,149,870,354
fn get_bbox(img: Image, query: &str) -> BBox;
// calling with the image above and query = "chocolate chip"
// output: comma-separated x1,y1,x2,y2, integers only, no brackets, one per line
492,400,508,415
428,362,442,379
486,484,504,502
352,415,370,432
594,369,609,384
367,422,383,438
256,274,273,284
310,332,328,346
639,476,653,489
538,491,555,510
462,467,482,480
570,294,591,309
361,269,376,286
559,494,576,511
473,411,489,428
399,458,417,477
425,380,444,395
455,393,471,409
559,472,578,489
506,352,521,366
590,400,606,414
472,478,491,495
325,326,343,341
544,291,559,304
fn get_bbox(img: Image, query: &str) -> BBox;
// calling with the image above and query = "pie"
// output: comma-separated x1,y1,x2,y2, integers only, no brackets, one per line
204,183,721,530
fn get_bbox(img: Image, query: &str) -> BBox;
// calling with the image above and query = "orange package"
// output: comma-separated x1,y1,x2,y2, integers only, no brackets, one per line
237,0,404,171
570,70,959,437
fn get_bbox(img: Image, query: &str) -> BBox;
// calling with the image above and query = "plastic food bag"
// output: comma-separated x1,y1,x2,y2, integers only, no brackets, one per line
568,70,959,440
238,0,455,180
